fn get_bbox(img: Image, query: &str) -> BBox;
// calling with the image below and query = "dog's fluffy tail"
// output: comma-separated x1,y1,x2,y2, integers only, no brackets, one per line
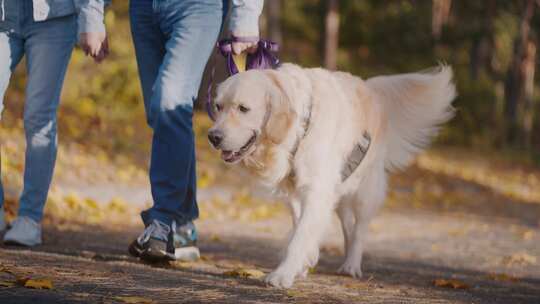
366,65,456,171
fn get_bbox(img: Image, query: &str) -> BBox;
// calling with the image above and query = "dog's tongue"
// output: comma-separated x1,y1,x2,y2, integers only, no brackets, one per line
222,150,234,161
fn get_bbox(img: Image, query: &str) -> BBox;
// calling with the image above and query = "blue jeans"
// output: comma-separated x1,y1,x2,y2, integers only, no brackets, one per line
130,0,224,226
0,0,76,222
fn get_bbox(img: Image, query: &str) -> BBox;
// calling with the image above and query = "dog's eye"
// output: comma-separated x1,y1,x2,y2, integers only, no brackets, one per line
215,103,223,112
238,105,250,113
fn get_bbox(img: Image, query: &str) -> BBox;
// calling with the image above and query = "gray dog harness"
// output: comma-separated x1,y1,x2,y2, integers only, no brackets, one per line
292,102,371,182
341,131,371,181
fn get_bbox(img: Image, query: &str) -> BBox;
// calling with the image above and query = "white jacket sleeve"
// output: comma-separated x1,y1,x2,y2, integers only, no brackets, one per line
229,0,264,37
73,0,107,35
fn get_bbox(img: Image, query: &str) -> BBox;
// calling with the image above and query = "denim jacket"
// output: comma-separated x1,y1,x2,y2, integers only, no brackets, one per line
0,0,108,35
0,0,263,37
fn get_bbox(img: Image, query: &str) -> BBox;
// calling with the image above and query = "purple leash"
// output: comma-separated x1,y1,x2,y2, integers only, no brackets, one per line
206,36,280,121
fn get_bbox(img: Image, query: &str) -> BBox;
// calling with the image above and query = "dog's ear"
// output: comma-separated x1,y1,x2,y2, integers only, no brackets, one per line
263,70,297,145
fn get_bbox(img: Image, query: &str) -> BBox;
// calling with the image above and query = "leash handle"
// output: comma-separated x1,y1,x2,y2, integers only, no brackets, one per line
217,36,260,54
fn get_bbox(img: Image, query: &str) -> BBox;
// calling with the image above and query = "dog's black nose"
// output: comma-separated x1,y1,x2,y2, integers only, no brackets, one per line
208,130,224,147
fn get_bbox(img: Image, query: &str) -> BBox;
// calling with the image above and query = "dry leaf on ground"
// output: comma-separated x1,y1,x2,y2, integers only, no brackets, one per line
210,234,221,242
487,273,520,282
114,296,156,304
223,268,265,279
21,278,53,290
433,278,469,289
502,252,537,266
13,277,54,290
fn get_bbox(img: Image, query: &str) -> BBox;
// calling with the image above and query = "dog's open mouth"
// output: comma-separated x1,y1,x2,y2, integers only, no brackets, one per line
221,132,257,163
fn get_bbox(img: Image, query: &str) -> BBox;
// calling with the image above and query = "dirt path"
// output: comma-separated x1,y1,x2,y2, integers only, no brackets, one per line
1,126,540,303
1,188,540,303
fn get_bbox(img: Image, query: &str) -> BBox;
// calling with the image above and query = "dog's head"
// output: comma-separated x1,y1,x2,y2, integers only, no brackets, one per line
208,70,296,164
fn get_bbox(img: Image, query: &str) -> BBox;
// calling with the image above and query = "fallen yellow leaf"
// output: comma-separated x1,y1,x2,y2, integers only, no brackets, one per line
223,268,265,279
210,234,221,242
114,296,155,304
23,279,53,290
433,279,469,289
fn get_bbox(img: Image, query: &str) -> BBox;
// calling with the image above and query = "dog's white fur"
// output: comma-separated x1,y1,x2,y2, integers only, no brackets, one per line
209,63,456,288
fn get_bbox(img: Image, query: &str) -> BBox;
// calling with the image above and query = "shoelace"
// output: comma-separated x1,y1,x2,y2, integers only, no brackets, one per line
137,220,170,244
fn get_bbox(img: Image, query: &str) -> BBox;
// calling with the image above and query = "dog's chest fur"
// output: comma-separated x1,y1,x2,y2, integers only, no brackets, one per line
241,140,297,192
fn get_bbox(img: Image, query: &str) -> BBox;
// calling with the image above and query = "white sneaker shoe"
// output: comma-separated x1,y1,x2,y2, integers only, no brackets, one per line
3,216,42,246
0,208,6,232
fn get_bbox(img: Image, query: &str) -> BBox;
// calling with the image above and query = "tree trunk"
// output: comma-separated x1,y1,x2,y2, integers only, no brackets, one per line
324,0,339,70
432,0,452,40
504,0,536,145
266,0,282,46
521,40,536,148
469,0,496,80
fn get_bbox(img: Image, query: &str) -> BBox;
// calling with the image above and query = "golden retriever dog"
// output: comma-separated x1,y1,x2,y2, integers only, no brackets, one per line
208,63,456,288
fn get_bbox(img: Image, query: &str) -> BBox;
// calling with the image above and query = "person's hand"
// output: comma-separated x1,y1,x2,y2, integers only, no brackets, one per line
79,32,109,62
93,37,109,63
231,40,258,55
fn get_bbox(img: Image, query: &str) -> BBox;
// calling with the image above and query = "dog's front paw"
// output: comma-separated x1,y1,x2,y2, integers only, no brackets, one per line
264,269,295,288
337,260,363,279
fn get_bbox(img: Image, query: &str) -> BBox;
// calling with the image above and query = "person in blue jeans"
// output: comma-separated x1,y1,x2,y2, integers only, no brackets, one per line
0,0,109,246
128,0,264,262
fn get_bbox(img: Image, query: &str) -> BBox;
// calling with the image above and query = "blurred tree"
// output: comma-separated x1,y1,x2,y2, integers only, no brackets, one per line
266,0,283,45
504,0,537,146
2,0,540,160
432,0,452,40
324,0,340,70
522,39,537,148
469,0,496,80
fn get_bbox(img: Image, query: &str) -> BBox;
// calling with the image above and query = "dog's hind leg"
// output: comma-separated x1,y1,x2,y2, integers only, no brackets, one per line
336,199,355,257
338,169,387,278
337,210,370,278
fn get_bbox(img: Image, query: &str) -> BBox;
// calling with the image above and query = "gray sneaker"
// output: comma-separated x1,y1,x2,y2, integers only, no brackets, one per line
3,216,42,247
0,208,6,232
128,219,199,262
